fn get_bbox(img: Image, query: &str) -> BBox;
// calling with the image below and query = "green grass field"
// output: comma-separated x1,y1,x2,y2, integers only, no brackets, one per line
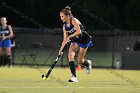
0,66,140,93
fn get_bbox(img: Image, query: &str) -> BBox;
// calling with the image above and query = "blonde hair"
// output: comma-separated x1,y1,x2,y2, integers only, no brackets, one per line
1,17,7,21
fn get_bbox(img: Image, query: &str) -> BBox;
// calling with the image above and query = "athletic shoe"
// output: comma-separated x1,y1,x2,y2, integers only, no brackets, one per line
85,60,92,74
68,75,78,82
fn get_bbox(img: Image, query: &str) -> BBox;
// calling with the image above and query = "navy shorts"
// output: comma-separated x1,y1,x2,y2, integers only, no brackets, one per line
0,39,12,48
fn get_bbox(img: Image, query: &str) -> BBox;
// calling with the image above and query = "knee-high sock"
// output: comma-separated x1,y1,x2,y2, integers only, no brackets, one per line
82,60,89,67
69,61,76,77
0,56,3,66
6,55,12,66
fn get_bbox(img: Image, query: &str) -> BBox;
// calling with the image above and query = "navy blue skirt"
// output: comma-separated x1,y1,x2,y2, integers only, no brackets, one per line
76,41,93,48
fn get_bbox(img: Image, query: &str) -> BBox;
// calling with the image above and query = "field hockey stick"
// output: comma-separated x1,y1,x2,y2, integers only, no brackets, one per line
42,42,69,79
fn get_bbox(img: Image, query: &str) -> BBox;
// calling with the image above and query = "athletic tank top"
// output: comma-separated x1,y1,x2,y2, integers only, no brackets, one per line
64,18,92,44
0,25,10,36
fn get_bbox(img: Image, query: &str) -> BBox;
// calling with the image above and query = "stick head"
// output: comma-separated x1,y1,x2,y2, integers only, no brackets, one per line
42,74,44,78
42,74,48,80
42,74,47,80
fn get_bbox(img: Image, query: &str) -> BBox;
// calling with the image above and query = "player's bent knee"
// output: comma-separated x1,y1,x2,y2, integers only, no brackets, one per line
68,53,75,59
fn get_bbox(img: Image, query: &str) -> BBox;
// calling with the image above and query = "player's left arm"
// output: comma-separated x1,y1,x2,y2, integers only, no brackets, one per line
5,25,14,39
68,18,82,39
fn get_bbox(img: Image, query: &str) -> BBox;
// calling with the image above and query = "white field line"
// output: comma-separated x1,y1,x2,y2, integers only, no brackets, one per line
0,86,139,90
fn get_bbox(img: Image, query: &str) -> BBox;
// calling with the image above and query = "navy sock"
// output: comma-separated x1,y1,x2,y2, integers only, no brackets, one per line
0,56,2,66
69,61,76,77
82,60,89,67
6,55,12,66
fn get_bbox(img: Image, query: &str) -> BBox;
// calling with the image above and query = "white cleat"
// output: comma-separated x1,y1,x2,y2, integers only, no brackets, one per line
68,75,78,82
85,60,92,74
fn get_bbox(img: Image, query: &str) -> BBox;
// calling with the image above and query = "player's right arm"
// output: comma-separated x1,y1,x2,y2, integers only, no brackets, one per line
58,25,68,55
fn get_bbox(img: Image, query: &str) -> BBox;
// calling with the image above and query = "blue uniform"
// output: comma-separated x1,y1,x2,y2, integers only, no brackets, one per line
64,18,93,48
0,25,12,48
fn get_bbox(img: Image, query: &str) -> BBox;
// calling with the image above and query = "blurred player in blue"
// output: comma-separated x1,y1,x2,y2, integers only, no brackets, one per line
59,6,93,82
0,17,13,67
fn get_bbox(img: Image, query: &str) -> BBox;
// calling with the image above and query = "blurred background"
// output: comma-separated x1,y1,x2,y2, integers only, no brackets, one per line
0,0,140,69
